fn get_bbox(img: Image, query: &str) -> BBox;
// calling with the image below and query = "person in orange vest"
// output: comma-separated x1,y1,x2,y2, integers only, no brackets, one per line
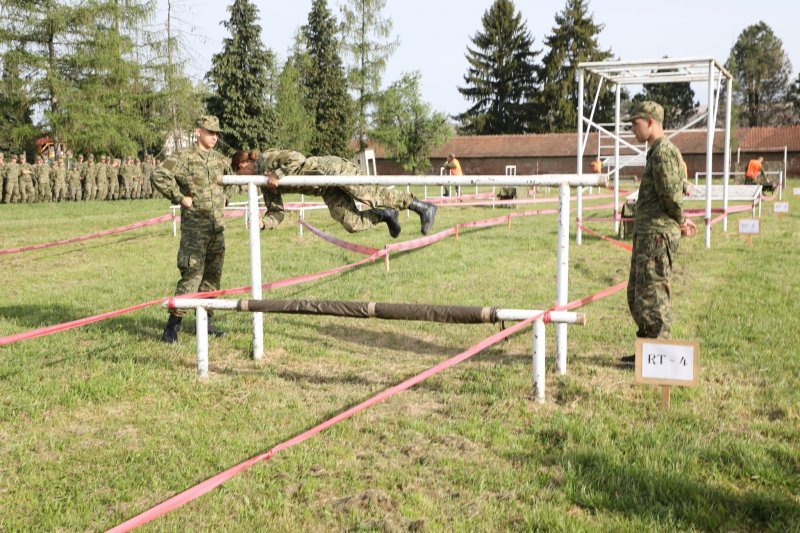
744,156,764,185
443,153,462,196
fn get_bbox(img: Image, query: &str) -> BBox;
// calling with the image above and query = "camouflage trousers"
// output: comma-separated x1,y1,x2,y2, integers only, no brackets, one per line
322,185,414,233
171,223,226,317
53,180,67,202
627,230,680,339
3,177,17,203
38,179,52,201
19,177,36,203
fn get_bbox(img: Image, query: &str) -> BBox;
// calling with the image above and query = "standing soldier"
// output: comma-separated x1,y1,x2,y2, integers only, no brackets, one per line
35,155,51,201
151,115,236,343
18,153,36,203
120,155,134,199
4,154,20,203
96,155,109,200
109,158,121,200
52,158,68,202
142,155,155,198
132,158,143,199
67,162,82,201
83,154,97,200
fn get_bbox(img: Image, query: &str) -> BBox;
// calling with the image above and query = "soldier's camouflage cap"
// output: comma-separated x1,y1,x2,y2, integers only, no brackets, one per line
196,115,222,133
624,101,664,123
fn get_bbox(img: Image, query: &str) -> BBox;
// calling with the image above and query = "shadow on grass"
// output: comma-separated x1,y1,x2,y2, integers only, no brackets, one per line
560,450,800,530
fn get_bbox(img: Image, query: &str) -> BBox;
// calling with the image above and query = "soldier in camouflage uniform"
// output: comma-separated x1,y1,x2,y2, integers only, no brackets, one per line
151,115,236,343
18,153,35,203
52,159,68,202
96,155,109,200
109,158,121,200
622,102,697,362
67,163,82,201
232,149,437,238
35,156,51,201
120,156,133,199
141,155,154,198
132,158,143,199
84,154,97,200
3,154,19,203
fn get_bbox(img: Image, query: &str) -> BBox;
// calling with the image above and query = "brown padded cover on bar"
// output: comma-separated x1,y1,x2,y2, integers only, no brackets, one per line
239,299,498,324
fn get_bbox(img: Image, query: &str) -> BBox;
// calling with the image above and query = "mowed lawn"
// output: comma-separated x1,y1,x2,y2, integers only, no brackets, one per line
0,184,798,531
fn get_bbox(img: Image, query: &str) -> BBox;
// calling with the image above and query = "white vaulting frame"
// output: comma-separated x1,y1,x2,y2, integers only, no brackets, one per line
576,57,734,248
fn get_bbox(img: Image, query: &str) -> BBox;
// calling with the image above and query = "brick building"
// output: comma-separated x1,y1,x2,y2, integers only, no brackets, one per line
371,125,800,179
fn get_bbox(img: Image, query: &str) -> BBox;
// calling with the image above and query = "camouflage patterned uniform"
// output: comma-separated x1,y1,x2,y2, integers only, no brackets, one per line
96,156,109,200
120,157,134,199
67,165,82,201
109,158,121,200
627,131,686,340
52,160,68,202
35,157,52,201
151,123,235,318
84,156,97,200
141,156,154,198
256,151,414,233
3,155,19,203
18,154,35,203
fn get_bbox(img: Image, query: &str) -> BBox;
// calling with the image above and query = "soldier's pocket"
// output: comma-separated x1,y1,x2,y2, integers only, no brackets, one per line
177,248,199,274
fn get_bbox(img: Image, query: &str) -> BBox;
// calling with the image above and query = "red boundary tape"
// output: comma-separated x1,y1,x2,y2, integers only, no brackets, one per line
107,279,628,532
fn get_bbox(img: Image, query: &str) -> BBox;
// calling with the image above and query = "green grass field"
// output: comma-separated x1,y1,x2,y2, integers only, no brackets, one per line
1,185,798,531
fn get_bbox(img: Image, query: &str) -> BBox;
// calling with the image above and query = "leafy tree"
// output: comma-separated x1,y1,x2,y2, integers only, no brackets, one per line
0,50,38,152
456,0,539,135
273,59,315,152
788,72,800,121
340,0,398,151
535,0,614,133
372,72,452,175
725,21,793,127
632,63,698,129
299,0,354,157
205,0,277,151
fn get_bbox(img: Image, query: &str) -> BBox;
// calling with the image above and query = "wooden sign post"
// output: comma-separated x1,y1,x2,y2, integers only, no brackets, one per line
635,338,699,410
738,218,760,246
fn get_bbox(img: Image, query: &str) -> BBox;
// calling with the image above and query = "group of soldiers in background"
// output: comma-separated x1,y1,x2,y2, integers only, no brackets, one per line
0,151,161,204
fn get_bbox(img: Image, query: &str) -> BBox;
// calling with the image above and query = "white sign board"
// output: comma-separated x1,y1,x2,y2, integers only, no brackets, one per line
635,339,699,386
774,202,789,213
793,187,800,196
738,219,760,234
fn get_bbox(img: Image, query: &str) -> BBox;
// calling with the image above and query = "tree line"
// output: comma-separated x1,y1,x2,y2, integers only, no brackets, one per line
1,0,798,176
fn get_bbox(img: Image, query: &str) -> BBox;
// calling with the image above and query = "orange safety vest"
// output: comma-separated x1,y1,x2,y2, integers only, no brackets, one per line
745,159,762,179
448,158,463,176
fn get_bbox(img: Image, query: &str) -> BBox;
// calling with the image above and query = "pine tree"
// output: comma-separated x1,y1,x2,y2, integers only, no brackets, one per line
456,0,539,135
0,49,38,152
632,63,698,129
205,0,277,151
535,0,614,133
299,0,354,157
372,72,452,175
726,21,793,127
340,0,399,151
273,59,315,152
788,72,800,122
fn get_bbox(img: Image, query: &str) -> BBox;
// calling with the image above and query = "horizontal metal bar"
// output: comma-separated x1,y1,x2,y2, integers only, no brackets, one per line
220,174,608,188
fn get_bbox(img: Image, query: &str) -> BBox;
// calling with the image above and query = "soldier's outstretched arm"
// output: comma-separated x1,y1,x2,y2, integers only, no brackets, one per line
151,155,186,204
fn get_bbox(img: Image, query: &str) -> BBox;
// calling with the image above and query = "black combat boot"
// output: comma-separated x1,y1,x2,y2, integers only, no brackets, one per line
408,198,438,235
161,314,182,344
207,316,226,338
375,208,401,238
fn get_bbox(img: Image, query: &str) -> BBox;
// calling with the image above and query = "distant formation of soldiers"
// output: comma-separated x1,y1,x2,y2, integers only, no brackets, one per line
0,151,161,204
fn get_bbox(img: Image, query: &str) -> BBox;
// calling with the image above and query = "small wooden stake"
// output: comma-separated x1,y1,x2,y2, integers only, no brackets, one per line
661,385,671,410
507,215,513,229
454,224,460,240
384,253,390,272
747,235,753,247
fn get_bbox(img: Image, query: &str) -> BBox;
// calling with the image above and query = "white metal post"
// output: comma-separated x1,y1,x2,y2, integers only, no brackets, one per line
705,61,715,248
576,68,584,246
299,194,305,238
723,77,732,232
533,319,546,403
248,182,264,360
196,306,209,378
614,83,621,234
783,146,788,193
555,182,570,374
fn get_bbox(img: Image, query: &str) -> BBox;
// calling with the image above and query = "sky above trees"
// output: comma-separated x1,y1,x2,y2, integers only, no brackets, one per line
161,0,800,115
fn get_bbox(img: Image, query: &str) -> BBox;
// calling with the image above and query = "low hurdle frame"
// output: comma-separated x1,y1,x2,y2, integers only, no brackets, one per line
219,173,607,367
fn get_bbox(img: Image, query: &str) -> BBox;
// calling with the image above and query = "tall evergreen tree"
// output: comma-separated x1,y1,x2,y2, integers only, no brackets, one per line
788,72,800,122
456,0,539,135
725,21,793,127
299,0,354,157
340,0,398,151
535,0,614,133
205,0,277,151
274,58,315,152
632,63,698,129
372,72,452,175
0,49,38,151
